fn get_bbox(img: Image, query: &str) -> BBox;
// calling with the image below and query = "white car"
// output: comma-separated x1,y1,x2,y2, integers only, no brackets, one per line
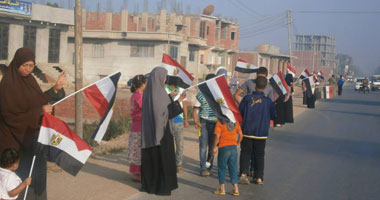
355,78,364,91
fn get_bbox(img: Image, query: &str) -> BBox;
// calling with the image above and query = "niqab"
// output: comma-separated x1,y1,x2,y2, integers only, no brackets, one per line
141,67,171,149
0,48,50,153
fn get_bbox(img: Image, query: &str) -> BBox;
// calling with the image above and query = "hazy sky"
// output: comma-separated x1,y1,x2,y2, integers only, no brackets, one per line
49,0,380,75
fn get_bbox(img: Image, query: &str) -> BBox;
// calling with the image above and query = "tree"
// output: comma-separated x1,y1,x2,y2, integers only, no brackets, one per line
46,2,60,8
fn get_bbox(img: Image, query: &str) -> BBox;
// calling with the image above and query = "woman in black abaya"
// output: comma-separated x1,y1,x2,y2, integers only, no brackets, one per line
284,73,294,123
140,67,185,196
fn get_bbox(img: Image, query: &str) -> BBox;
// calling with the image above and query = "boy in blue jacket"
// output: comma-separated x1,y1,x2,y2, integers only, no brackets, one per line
238,76,275,184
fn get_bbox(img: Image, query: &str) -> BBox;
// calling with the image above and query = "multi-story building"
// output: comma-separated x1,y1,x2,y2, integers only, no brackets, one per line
293,34,336,77
0,2,239,85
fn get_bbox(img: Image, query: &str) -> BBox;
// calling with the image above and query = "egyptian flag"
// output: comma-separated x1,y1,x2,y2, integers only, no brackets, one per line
38,113,92,176
318,70,324,80
84,72,121,142
270,71,290,96
198,75,242,124
323,86,333,99
235,58,259,73
162,53,194,88
287,65,296,77
304,76,316,95
299,68,311,80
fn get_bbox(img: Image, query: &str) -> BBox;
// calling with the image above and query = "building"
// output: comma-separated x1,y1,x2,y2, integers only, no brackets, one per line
0,1,239,85
293,34,337,77
336,54,353,76
235,44,291,80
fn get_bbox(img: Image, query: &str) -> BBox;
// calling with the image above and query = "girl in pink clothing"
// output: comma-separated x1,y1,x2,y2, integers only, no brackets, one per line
127,75,147,182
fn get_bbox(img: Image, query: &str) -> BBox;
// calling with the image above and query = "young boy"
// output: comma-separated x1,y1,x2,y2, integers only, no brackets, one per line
0,148,31,200
212,121,243,196
239,76,275,184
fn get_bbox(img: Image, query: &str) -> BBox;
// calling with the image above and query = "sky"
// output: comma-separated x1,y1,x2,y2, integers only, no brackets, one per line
45,0,380,75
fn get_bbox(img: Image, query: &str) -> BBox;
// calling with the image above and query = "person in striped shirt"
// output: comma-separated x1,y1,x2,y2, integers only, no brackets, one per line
193,74,217,177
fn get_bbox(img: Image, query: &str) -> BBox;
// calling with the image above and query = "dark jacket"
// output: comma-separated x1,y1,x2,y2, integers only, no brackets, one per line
239,91,275,139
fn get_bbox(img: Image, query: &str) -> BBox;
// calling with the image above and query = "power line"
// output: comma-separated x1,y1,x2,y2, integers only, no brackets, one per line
293,10,380,14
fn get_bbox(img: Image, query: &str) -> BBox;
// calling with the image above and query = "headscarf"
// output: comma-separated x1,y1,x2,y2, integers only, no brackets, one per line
216,66,228,79
0,48,50,154
141,67,171,149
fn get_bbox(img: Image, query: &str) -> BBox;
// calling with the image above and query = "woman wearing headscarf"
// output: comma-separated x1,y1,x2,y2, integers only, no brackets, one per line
284,72,294,123
141,67,185,195
0,48,66,200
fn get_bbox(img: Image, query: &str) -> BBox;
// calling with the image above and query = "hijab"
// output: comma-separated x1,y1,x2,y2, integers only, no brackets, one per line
0,48,50,153
141,67,171,149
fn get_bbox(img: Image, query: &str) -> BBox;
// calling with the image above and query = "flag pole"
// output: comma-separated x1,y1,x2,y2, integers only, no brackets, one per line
185,74,224,91
53,71,120,106
23,155,36,200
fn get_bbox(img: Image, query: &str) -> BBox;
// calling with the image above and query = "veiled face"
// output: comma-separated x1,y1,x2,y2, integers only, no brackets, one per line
17,61,35,77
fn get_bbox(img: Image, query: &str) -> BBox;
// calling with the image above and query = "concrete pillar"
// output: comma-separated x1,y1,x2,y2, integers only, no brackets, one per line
105,12,113,30
8,24,23,59
82,9,87,29
142,12,148,31
159,10,167,32
36,28,49,64
185,16,191,36
59,30,69,65
169,13,176,33
121,9,129,32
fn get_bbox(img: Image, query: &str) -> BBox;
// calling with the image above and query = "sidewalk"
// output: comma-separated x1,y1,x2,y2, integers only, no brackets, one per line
46,91,310,200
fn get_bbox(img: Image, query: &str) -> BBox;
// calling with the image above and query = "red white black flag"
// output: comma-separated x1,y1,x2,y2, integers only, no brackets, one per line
299,68,311,80
270,71,290,96
235,58,259,73
287,65,296,77
38,113,92,176
198,76,242,124
84,72,121,142
162,53,194,88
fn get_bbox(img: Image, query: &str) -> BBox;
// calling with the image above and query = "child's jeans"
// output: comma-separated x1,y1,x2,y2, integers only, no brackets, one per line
199,118,216,171
217,145,238,185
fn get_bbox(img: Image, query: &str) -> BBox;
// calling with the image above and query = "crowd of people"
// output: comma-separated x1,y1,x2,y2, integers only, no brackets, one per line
0,48,303,199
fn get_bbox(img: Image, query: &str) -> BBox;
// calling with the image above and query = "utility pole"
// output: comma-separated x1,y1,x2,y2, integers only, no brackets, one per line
287,10,292,67
75,0,83,138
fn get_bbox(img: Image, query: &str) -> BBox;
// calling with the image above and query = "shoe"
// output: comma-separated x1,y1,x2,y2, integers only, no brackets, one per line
252,178,263,185
201,170,210,177
177,165,184,173
230,190,240,196
239,175,250,184
214,189,226,195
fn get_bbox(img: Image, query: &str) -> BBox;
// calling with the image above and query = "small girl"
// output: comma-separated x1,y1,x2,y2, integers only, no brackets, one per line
0,148,31,200
126,75,147,182
212,121,243,196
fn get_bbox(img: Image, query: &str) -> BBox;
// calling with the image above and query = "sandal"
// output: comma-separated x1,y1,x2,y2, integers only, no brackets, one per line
214,189,226,195
253,178,263,185
230,191,240,196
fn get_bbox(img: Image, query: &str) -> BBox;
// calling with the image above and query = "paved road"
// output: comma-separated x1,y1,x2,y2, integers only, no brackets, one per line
129,87,380,200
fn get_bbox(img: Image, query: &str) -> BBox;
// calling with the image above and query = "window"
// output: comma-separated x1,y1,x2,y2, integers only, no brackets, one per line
189,49,195,62
200,54,204,64
215,28,220,40
199,21,206,38
48,29,60,63
231,32,235,40
0,23,9,60
130,44,154,57
169,46,178,60
206,26,209,36
221,23,228,40
92,43,104,58
24,26,36,53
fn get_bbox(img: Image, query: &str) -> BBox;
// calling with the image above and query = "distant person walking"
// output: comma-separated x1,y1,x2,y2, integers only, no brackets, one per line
337,75,345,96
140,67,185,196
126,75,147,182
328,75,338,96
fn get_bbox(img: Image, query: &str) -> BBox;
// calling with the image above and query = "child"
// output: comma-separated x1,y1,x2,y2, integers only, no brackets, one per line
239,76,275,185
0,148,31,200
212,121,243,196
126,75,147,182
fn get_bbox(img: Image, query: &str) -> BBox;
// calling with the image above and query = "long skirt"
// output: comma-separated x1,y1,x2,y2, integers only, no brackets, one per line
274,97,286,126
16,144,47,200
307,95,316,108
141,125,178,196
284,96,294,123
126,131,141,175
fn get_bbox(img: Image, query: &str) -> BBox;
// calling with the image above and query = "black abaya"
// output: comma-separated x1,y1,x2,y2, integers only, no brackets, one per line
284,74,294,123
274,95,286,126
141,100,182,196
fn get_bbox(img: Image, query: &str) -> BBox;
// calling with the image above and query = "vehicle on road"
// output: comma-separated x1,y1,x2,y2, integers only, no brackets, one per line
359,83,370,93
355,77,364,91
371,75,380,91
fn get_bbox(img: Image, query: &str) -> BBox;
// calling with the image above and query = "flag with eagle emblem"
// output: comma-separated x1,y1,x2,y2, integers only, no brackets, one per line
161,53,194,88
235,58,259,73
197,75,242,124
270,71,290,96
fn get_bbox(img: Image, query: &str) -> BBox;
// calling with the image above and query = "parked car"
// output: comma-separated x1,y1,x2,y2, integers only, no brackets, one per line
371,75,380,91
355,77,364,91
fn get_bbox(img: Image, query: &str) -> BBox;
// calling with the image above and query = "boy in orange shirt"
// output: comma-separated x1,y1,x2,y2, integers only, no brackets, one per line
212,121,243,196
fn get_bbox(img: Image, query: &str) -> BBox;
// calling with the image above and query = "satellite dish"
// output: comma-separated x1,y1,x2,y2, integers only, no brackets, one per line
202,5,214,15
